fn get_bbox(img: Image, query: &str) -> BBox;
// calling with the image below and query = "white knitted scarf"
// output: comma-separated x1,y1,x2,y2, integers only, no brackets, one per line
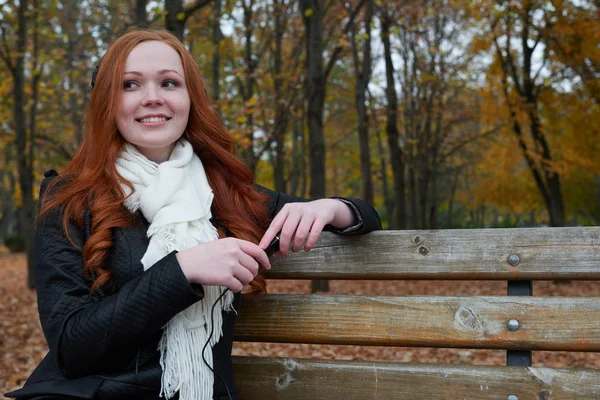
115,139,233,400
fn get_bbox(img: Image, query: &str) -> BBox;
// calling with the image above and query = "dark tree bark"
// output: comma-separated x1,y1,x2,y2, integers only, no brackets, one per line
0,0,36,288
446,167,461,228
300,0,329,293
348,0,374,205
165,0,185,40
136,0,148,26
0,148,17,241
211,0,222,109
381,9,406,229
289,116,301,196
300,0,365,293
272,0,288,193
238,0,258,171
289,109,307,197
397,20,420,229
65,0,84,145
299,0,326,201
19,1,34,289
372,105,393,228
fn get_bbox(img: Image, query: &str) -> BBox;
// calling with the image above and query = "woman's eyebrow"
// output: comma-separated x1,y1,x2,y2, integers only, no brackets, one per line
123,69,184,78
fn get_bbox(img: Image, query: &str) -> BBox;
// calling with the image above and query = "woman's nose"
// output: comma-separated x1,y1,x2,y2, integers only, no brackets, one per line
141,84,164,106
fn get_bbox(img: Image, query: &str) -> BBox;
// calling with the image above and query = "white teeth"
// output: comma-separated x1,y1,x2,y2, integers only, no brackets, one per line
139,116,167,123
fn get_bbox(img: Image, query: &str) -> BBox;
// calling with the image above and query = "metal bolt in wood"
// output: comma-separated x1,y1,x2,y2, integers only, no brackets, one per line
507,254,520,266
507,319,520,331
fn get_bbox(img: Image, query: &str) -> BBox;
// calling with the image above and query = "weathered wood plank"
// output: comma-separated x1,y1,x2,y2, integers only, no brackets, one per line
265,228,600,280
233,356,600,400
235,295,600,351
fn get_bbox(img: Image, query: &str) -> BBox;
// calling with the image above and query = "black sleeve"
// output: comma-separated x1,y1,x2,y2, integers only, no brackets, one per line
34,180,204,378
255,185,382,234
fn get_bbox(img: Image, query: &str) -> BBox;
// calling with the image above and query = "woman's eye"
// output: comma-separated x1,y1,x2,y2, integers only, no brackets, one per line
123,81,139,90
162,80,178,89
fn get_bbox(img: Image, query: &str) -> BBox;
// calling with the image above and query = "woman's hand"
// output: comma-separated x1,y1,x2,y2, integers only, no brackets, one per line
176,238,270,292
259,199,356,257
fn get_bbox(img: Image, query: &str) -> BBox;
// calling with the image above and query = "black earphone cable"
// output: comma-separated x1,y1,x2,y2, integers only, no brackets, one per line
203,287,234,400
134,287,234,399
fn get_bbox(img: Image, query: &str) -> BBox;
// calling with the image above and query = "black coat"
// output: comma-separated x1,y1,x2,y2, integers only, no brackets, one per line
7,176,382,400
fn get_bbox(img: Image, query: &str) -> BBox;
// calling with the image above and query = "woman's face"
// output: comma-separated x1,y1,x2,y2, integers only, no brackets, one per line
116,40,191,163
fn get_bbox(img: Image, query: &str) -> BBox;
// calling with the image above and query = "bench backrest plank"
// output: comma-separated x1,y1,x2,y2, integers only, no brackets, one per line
235,294,600,351
233,357,600,400
264,228,600,280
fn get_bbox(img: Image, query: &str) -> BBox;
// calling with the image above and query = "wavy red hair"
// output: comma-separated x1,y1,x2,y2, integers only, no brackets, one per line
39,29,270,294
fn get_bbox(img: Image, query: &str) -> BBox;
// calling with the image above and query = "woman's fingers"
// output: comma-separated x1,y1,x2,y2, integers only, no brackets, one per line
278,208,301,257
177,238,270,290
233,263,255,286
260,207,288,249
262,201,335,256
291,215,314,252
237,249,260,277
303,219,325,252
226,277,244,293
239,240,271,270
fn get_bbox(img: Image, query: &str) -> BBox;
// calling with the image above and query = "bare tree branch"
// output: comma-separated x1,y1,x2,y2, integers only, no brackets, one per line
35,134,73,161
184,0,213,21
0,23,15,73
324,0,366,79
439,125,503,163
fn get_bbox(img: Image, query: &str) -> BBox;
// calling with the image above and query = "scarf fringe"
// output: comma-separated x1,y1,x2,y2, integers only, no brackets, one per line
159,287,234,400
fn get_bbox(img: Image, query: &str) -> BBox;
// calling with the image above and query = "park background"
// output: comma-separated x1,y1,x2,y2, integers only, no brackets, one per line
0,0,599,395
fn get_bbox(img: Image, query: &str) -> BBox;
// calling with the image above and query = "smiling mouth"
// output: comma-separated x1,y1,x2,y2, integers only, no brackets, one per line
137,116,171,123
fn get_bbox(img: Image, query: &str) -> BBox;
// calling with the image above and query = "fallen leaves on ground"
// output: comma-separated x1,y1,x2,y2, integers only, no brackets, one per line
1,255,48,398
2,255,600,397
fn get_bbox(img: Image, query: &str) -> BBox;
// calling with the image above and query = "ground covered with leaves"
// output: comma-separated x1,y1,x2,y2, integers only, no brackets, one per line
2,254,600,397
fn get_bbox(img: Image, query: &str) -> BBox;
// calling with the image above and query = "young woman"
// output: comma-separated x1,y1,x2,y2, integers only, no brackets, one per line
6,29,381,400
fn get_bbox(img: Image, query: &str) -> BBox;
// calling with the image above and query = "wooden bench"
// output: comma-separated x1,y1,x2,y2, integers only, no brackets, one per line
232,227,600,399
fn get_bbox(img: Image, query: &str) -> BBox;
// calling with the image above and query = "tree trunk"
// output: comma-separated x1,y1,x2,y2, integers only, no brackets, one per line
418,172,428,229
300,0,326,201
349,0,374,205
165,0,186,41
299,109,307,198
272,0,287,193
428,170,437,229
212,0,222,110
300,0,328,293
373,107,393,229
136,0,147,26
381,12,406,229
446,167,460,228
289,117,300,196
0,148,16,241
408,163,418,229
66,0,83,145
13,0,36,288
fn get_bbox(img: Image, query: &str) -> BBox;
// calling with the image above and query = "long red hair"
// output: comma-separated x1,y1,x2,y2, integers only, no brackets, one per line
39,29,270,294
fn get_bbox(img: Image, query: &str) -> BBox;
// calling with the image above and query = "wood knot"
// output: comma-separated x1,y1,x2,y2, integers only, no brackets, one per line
418,246,429,256
414,235,421,244
454,305,483,331
276,373,295,390
538,391,550,400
